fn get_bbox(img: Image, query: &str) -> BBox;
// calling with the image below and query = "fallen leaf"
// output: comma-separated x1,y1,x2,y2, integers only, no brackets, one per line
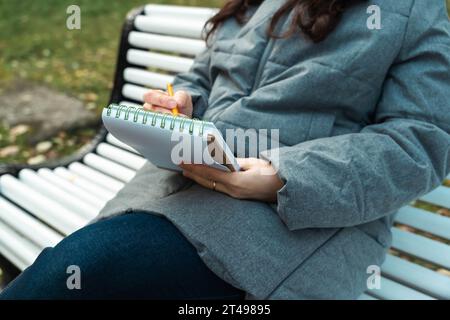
437,208,450,217
437,269,450,277
27,154,46,165
10,124,30,139
86,102,96,110
0,145,20,157
84,92,98,102
36,141,53,153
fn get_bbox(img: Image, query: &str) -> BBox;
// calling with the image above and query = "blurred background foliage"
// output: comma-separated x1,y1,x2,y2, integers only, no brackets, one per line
0,0,449,165
0,0,223,165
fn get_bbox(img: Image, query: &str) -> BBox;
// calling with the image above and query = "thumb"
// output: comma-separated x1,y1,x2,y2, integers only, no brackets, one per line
236,158,261,170
173,90,190,109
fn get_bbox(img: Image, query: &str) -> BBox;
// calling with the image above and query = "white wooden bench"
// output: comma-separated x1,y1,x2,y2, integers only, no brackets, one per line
0,4,449,300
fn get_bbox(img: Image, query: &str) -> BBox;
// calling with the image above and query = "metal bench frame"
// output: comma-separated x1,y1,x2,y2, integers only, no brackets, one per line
0,4,449,300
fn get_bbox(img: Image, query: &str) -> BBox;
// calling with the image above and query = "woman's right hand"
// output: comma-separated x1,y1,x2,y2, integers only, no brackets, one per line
143,89,193,118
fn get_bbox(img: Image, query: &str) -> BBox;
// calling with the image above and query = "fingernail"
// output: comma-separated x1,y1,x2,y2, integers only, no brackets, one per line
168,100,177,108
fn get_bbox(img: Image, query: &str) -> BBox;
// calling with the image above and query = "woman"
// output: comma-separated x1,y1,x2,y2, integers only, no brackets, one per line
2,0,450,299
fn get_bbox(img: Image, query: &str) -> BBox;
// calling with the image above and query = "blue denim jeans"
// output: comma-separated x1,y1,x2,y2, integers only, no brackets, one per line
0,212,245,299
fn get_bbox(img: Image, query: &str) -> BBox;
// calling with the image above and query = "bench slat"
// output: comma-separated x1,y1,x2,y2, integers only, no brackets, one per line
395,206,450,241
128,31,205,56
38,168,105,209
18,169,98,220
124,67,174,90
54,167,116,202
391,228,450,269
367,277,435,300
96,143,145,171
127,49,193,73
144,4,217,21
0,220,41,271
83,153,136,183
382,254,450,299
68,162,125,193
135,15,206,39
0,175,86,235
106,133,139,154
420,186,450,208
122,84,147,102
0,196,63,249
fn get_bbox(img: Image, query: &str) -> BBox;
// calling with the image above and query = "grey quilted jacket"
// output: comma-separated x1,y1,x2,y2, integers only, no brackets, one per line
97,0,450,299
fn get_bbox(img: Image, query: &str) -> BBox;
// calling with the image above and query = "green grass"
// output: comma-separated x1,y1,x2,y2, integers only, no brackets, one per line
0,0,222,99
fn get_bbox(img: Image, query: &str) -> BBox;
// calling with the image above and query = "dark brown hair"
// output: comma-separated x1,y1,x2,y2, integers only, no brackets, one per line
205,0,365,43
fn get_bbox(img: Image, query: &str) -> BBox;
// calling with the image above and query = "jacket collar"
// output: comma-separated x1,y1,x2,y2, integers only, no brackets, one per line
236,0,287,37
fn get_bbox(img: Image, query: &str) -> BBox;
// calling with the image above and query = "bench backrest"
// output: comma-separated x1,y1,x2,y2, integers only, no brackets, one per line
116,5,217,106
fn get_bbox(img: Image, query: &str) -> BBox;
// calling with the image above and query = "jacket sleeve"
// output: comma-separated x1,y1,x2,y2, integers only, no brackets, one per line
261,0,450,230
172,47,212,119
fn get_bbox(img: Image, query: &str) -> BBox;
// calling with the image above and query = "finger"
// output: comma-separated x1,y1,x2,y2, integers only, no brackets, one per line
236,158,266,170
182,170,229,194
143,89,173,108
151,106,174,114
143,90,166,105
142,103,173,114
180,163,230,184
144,89,167,98
174,112,189,118
173,91,190,109
143,103,188,116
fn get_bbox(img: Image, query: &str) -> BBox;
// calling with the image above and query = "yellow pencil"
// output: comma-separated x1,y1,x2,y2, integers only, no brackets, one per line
166,83,179,116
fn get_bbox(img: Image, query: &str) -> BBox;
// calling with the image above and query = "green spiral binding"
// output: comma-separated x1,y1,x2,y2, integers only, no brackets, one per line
115,105,128,118
169,115,177,131
142,109,149,124
189,118,197,134
133,108,145,123
107,104,205,136
179,117,187,132
198,119,205,136
124,106,136,120
106,103,118,116
151,111,159,126
160,113,169,128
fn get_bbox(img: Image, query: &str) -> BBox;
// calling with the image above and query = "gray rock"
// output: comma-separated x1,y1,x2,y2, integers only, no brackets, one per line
0,83,98,143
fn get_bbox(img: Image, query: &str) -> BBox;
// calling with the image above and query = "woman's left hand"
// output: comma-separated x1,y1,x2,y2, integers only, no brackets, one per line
180,158,284,203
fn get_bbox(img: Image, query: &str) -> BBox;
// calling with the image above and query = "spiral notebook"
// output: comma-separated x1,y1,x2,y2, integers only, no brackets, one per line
102,104,240,172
